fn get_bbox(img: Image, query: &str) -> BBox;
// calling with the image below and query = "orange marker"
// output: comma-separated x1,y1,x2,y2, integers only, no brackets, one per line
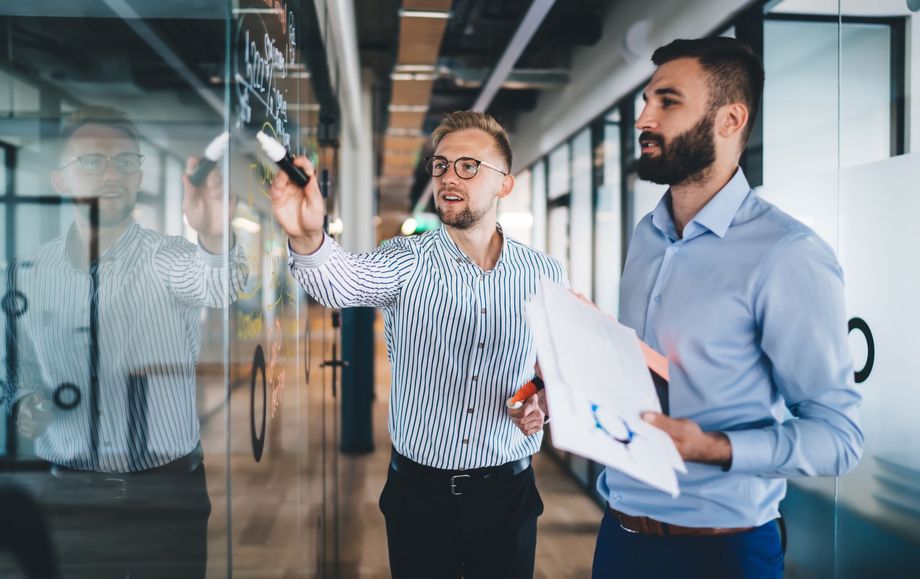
507,377,544,410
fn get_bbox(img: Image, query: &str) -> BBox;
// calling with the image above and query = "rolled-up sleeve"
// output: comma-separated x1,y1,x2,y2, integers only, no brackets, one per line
727,232,864,478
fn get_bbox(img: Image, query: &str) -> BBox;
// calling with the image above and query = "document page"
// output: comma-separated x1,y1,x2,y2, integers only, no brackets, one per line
527,278,686,497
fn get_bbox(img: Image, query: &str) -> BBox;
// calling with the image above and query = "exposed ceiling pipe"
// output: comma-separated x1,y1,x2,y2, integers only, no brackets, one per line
412,0,557,214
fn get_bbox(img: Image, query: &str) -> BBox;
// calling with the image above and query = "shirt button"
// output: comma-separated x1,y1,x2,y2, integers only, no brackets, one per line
462,438,469,444
612,493,622,503
467,408,474,414
481,308,486,314
654,295,661,303
477,342,485,349
456,257,464,264
671,245,680,253
472,376,478,382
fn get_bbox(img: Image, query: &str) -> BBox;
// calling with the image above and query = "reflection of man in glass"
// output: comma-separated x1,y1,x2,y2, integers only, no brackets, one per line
7,106,247,578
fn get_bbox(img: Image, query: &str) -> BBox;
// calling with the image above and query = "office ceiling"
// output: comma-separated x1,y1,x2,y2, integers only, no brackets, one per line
356,0,609,227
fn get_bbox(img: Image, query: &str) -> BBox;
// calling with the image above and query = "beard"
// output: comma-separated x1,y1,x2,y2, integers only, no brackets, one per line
435,191,491,230
637,110,717,186
77,189,137,227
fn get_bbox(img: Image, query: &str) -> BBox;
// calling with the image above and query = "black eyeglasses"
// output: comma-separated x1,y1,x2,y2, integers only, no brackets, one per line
424,155,508,180
59,153,145,176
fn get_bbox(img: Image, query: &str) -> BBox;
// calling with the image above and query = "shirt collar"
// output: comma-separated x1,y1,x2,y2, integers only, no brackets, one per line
437,223,508,272
65,220,140,269
651,167,752,241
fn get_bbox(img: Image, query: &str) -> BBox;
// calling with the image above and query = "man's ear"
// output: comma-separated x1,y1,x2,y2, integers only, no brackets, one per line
50,169,68,194
718,103,749,140
497,173,515,200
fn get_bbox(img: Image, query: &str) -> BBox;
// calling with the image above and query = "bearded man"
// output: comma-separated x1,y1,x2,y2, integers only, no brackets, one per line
589,37,863,579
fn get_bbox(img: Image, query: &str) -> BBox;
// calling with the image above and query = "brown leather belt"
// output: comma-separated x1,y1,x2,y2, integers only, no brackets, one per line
609,506,753,537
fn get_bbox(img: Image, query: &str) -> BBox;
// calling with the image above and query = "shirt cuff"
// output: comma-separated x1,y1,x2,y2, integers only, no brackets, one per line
288,234,333,268
724,429,774,474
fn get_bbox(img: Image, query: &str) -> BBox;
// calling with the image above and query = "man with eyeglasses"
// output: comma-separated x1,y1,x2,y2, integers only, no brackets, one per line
270,110,566,578
7,106,248,578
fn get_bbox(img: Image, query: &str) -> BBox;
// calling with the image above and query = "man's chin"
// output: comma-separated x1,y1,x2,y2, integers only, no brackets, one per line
437,210,477,230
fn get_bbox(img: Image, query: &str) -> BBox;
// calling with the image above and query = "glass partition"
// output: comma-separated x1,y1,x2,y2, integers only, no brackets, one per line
0,1,341,577
760,0,920,576
836,1,917,576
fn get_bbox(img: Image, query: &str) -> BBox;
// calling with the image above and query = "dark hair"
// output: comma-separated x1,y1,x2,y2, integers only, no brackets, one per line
431,110,512,171
652,37,764,144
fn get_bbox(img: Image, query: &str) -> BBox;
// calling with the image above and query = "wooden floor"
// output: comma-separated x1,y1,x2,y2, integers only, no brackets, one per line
201,310,602,578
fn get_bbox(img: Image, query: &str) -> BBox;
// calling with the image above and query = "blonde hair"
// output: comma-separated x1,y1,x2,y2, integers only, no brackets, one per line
431,111,512,171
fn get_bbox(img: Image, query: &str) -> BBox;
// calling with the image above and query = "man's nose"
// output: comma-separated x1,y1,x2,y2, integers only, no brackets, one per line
99,158,123,179
635,104,656,131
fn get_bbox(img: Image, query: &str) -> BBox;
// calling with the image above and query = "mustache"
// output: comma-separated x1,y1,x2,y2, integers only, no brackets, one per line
438,186,465,196
639,131,665,147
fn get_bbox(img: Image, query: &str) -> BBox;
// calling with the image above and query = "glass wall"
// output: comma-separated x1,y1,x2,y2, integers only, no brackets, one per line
499,166,533,245
761,1,919,576
594,108,622,318
0,1,343,577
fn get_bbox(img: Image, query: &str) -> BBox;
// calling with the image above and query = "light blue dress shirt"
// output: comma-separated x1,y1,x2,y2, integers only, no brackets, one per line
598,168,863,528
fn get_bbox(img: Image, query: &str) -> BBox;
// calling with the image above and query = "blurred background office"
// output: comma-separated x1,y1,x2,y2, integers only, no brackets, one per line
0,0,917,577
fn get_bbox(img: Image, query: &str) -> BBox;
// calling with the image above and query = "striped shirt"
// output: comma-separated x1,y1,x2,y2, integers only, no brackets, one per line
8,221,248,473
289,225,567,470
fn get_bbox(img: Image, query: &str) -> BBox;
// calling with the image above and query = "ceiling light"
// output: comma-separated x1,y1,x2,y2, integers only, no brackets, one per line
232,217,262,234
395,64,436,73
387,128,427,137
390,73,436,81
388,105,429,113
398,9,450,19
401,217,418,236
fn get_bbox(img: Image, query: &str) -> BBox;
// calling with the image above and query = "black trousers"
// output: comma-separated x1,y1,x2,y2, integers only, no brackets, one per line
37,454,211,579
379,457,544,579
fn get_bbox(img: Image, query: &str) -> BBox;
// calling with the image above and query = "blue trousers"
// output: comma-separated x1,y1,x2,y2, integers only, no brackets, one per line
592,509,784,579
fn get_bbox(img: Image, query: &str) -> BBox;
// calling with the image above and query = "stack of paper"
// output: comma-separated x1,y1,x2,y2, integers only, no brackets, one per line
527,278,687,497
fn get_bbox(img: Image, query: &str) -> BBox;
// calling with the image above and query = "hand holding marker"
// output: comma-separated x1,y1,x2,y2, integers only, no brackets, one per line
507,376,544,410
188,132,230,186
256,131,310,187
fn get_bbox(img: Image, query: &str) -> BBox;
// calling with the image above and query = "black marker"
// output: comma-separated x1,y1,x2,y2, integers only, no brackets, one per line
188,131,230,186
256,131,309,187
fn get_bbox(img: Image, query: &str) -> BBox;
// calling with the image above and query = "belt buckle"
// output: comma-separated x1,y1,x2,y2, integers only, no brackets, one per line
449,474,470,496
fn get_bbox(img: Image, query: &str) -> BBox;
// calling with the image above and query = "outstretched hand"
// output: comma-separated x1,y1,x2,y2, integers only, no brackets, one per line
183,157,234,253
268,155,325,255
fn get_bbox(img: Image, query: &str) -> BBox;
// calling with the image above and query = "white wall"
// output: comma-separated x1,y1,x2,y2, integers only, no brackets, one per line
339,72,376,253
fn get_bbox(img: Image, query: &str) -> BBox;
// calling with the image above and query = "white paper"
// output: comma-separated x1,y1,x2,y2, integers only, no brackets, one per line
527,277,686,497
